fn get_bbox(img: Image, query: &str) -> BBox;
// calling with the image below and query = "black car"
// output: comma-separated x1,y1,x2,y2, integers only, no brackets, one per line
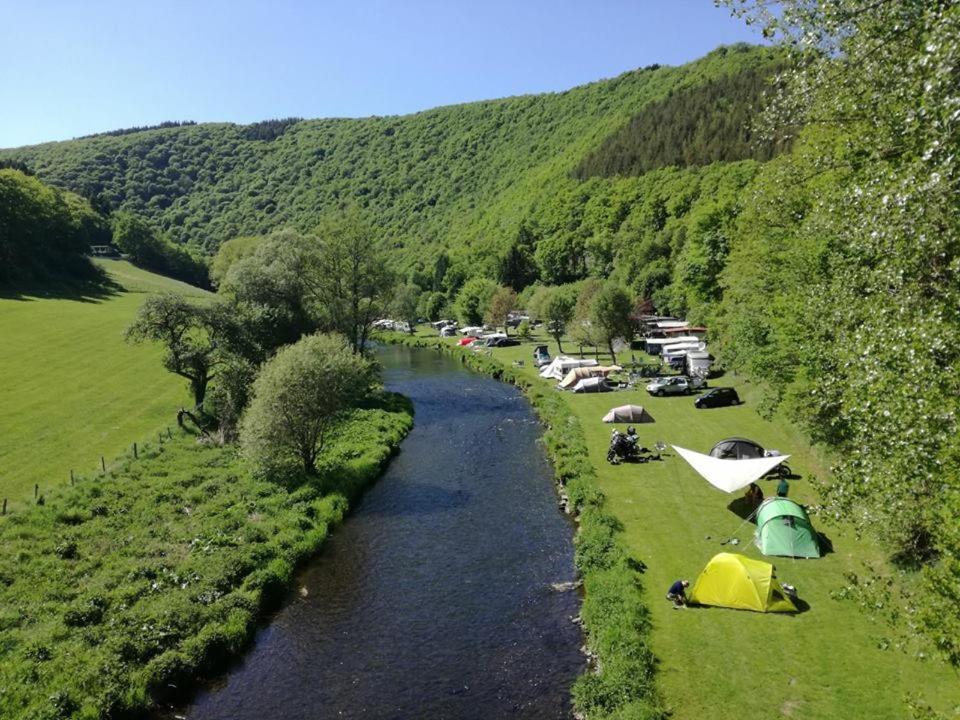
694,387,741,409
488,337,520,347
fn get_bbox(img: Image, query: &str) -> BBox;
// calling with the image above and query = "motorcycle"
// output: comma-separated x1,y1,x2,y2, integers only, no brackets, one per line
606,428,654,464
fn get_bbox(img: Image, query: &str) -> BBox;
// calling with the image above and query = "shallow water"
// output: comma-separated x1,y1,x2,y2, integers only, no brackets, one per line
168,344,583,719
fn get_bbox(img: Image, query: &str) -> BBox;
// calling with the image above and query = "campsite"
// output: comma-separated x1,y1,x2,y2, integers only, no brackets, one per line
402,324,960,719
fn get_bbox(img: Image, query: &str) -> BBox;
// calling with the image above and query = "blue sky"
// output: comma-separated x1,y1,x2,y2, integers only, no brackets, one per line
1,1,763,148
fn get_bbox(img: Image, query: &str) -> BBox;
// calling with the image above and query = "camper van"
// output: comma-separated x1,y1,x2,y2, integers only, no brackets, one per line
644,335,700,355
685,350,713,377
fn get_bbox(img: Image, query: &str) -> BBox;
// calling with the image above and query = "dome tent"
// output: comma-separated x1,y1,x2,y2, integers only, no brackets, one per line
688,552,797,613
709,437,765,460
754,498,821,559
602,405,654,423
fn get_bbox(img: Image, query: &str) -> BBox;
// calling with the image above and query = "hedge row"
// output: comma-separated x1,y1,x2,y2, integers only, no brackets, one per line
381,335,664,720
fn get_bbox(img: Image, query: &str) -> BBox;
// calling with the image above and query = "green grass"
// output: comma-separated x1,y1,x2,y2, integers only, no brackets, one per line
405,329,960,719
0,260,209,505
0,398,413,719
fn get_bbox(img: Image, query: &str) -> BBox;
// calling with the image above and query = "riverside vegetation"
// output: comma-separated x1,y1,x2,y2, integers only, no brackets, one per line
3,3,959,716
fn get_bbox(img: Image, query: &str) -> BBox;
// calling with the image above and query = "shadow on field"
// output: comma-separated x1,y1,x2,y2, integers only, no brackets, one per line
0,272,121,302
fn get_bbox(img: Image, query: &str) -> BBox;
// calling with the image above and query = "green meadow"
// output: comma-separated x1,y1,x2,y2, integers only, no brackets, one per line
420,330,960,720
0,260,207,505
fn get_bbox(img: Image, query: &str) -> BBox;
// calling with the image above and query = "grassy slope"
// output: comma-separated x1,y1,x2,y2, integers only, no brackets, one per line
417,330,960,719
0,260,206,504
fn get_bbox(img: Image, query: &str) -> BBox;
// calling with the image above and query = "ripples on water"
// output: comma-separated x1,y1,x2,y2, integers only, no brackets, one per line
168,344,584,719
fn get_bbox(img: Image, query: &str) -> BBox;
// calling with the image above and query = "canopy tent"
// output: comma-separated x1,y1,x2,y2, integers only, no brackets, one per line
754,498,821,559
709,437,765,460
672,446,790,493
572,377,613,393
539,356,599,380
689,552,797,613
602,405,654,423
558,365,622,389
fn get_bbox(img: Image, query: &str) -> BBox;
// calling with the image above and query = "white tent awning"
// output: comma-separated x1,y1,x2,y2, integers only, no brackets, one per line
672,445,790,493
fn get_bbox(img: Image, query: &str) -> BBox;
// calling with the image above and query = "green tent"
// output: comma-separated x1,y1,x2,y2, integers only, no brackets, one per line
754,497,821,559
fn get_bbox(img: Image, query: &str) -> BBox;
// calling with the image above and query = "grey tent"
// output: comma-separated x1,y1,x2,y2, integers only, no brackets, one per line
572,377,613,393
709,437,765,460
602,405,654,423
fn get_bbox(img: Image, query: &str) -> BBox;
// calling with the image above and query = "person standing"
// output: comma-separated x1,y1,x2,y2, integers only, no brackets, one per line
777,476,789,497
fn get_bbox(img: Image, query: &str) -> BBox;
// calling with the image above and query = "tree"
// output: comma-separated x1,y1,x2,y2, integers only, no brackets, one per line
590,283,634,364
125,293,228,408
484,286,518,335
542,287,575,353
453,277,497,325
417,291,446,322
497,224,539,290
240,333,377,476
391,283,421,333
312,212,395,354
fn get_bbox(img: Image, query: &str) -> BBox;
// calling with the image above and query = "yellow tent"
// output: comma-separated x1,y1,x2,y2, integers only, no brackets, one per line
557,365,622,389
688,552,797,613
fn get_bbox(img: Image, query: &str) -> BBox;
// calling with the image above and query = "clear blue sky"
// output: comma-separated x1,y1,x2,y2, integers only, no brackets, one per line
1,1,762,148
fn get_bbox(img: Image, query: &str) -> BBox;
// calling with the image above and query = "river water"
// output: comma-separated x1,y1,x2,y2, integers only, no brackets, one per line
170,344,584,719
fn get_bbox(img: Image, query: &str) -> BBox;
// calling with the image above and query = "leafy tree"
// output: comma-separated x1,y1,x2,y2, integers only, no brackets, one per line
417,291,447,322
542,287,575,353
111,212,208,287
497,224,539,290
390,283,421,333
454,277,497,325
484,286,518,335
590,283,634,364
124,293,229,408
240,333,377,475
209,235,263,287
312,212,395,353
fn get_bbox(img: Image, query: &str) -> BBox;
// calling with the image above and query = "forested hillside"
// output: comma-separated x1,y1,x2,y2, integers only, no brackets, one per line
1,45,782,279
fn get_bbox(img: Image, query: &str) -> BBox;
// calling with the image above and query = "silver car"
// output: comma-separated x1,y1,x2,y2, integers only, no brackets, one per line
646,375,692,396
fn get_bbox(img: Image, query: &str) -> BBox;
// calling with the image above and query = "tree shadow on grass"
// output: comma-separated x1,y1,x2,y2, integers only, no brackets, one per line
0,270,122,303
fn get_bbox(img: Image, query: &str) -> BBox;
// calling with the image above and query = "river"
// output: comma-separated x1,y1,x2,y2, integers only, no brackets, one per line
166,343,584,719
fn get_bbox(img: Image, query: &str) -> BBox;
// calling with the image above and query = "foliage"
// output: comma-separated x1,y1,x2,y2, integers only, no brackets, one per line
209,235,263,287
716,0,960,665
125,293,231,408
111,212,209,287
390,283,421,332
0,169,108,285
0,400,411,719
241,333,378,476
589,283,634,364
311,212,395,353
574,51,788,177
453,277,497,325
484,286,518,334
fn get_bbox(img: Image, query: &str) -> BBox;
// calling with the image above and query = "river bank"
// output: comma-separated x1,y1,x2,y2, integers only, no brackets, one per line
163,343,585,719
0,394,412,719
383,330,960,720
378,332,665,720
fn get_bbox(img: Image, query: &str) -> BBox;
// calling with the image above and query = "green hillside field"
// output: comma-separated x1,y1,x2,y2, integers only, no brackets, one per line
0,260,207,505
399,329,960,720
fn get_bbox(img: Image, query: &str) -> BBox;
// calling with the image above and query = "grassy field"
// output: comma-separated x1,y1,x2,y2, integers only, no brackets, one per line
0,260,208,505
421,329,960,719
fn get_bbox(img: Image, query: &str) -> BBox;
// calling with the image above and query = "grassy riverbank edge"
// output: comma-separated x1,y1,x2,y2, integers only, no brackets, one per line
379,333,664,720
0,393,413,720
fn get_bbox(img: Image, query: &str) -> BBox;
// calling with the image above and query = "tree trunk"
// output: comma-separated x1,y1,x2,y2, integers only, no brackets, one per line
608,340,617,366
191,375,209,409
553,333,564,353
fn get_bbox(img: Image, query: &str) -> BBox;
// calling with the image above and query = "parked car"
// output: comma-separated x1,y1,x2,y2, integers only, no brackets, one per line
694,387,741,409
533,345,551,367
488,337,520,348
645,375,692,396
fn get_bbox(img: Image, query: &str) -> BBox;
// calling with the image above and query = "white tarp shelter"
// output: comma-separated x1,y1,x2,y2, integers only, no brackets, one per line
539,356,599,380
672,446,791,493
572,377,613,393
558,365,621,389
602,405,654,423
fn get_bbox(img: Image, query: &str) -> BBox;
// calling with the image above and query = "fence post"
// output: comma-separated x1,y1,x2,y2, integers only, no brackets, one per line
34,483,38,499
133,442,138,459
2,498,6,515
101,456,106,472
70,469,74,485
